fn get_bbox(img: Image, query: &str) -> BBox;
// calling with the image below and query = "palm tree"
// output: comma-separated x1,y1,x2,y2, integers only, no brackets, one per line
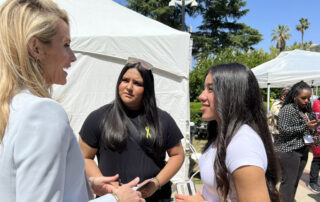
296,18,310,46
271,25,291,52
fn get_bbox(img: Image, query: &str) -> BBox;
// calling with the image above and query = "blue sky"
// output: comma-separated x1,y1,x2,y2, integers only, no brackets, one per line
188,0,320,52
115,0,320,52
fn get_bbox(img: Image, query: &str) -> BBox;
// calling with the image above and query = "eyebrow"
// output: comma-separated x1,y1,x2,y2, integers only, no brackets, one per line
122,76,143,82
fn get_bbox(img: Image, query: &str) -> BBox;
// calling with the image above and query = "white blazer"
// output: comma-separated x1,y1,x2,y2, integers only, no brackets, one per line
0,90,115,202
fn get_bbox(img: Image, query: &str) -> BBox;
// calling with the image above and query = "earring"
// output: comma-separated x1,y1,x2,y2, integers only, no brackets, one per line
35,58,40,69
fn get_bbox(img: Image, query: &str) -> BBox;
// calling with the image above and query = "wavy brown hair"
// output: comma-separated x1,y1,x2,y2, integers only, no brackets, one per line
203,63,280,201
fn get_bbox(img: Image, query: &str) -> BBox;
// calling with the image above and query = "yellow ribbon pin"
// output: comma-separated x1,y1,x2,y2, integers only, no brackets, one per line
145,126,151,139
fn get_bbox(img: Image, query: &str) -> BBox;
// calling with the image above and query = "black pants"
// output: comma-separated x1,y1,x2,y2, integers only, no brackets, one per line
278,146,309,202
309,156,320,184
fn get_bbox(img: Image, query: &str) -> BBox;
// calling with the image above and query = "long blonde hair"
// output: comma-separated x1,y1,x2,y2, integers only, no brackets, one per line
0,0,69,143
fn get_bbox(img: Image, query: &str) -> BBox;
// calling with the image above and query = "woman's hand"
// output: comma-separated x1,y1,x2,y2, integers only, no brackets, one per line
115,177,145,202
312,135,318,143
175,192,204,202
307,120,318,130
89,174,119,196
137,178,158,198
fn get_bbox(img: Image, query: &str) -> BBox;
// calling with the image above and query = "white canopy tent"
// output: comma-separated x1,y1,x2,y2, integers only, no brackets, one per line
252,49,320,112
46,0,192,182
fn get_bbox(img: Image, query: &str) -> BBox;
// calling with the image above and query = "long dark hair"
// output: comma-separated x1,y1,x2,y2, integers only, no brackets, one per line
204,63,280,201
101,63,163,154
283,81,312,112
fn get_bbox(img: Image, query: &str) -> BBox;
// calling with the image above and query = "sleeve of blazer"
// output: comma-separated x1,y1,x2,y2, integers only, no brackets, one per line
13,99,72,202
278,104,308,136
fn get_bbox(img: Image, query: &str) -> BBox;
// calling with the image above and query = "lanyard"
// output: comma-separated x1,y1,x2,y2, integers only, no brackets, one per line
303,113,310,121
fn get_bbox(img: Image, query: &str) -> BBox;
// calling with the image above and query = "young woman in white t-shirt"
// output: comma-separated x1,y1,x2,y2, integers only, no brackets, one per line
175,63,280,202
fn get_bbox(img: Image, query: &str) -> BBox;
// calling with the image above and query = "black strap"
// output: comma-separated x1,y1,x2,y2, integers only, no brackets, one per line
127,118,163,167
127,117,143,144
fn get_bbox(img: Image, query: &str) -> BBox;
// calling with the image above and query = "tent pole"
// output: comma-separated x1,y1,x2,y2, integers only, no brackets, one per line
317,86,318,97
267,83,271,114
312,80,314,97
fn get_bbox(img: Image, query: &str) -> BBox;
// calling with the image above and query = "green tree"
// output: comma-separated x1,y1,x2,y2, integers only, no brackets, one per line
189,48,276,101
231,23,263,51
296,18,310,47
192,0,262,57
271,25,291,52
124,0,262,57
125,0,199,30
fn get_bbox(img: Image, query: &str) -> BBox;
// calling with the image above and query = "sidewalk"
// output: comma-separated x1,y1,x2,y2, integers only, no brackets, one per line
189,152,320,202
295,151,320,202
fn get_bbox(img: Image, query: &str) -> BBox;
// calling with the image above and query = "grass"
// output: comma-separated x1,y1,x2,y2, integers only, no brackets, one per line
263,101,269,110
190,102,202,114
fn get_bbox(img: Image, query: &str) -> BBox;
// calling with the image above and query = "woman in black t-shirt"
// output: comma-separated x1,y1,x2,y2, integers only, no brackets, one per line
79,58,184,202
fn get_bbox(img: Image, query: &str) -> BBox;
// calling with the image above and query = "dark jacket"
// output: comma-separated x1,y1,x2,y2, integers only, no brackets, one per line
275,103,315,152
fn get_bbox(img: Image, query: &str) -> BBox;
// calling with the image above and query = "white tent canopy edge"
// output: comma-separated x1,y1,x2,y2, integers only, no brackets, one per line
252,49,320,112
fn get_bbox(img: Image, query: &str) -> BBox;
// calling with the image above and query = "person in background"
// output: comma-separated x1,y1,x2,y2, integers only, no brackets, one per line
275,81,318,202
79,58,184,202
268,86,291,141
0,1,144,202
308,96,320,193
175,63,280,202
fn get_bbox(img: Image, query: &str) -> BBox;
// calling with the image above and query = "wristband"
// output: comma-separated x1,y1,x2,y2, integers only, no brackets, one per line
112,193,120,202
154,177,161,190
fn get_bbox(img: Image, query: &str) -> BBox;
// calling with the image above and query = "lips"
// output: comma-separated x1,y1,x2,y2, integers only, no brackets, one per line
200,105,209,111
123,92,133,98
62,66,70,74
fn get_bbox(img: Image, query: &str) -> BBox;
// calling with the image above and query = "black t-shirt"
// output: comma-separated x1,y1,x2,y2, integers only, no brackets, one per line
80,104,183,201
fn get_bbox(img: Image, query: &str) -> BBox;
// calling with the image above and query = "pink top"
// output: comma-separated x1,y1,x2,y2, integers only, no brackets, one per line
312,99,320,157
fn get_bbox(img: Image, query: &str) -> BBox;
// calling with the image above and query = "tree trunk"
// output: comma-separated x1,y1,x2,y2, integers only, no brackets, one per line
302,30,304,48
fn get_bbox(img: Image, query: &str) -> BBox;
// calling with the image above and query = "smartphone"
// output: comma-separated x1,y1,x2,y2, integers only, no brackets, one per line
136,178,153,191
303,135,314,144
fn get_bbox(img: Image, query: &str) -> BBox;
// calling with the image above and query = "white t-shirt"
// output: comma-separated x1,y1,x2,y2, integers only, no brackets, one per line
199,124,268,202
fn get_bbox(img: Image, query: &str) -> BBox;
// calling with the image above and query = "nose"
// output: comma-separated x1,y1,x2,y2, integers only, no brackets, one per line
126,81,133,91
198,90,206,102
69,49,76,62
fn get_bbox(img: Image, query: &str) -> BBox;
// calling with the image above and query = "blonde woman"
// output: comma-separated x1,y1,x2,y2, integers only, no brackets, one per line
0,1,144,202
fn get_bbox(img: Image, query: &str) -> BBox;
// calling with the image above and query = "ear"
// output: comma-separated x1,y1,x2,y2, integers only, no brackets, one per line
27,36,41,59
